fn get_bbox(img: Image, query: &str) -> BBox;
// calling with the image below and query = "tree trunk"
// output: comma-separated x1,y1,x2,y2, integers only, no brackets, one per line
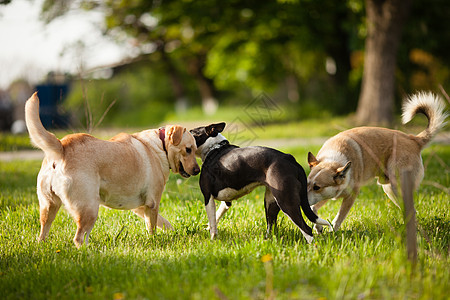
196,74,218,115
188,55,218,115
159,47,189,113
356,0,412,125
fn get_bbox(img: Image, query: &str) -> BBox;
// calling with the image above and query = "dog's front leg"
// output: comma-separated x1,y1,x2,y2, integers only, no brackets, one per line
311,199,329,234
205,196,218,239
132,207,174,231
332,192,358,231
144,205,158,235
206,201,230,231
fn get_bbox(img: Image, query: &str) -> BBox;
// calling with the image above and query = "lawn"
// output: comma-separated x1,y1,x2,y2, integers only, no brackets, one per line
0,141,448,299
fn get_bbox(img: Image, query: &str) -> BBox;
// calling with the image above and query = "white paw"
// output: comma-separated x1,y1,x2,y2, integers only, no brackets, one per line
314,224,324,234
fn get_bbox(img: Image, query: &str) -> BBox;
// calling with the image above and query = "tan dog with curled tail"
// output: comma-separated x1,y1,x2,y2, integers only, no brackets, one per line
307,92,448,233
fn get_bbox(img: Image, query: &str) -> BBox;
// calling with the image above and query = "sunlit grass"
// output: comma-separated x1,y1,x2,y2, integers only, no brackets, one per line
0,145,448,299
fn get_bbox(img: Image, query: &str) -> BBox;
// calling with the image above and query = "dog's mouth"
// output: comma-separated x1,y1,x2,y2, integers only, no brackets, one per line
179,162,191,178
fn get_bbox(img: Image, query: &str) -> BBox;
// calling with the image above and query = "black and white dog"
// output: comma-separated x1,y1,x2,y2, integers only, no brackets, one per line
190,122,331,243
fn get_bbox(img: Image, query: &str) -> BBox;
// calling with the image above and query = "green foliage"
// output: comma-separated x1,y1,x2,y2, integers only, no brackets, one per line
56,0,365,114
37,0,449,126
395,0,450,105
0,133,32,151
1,145,448,299
65,62,187,128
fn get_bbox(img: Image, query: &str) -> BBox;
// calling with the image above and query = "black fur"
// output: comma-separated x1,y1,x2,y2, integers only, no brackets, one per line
191,123,319,239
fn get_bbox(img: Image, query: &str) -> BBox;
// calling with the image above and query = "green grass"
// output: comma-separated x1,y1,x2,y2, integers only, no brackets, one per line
0,144,448,299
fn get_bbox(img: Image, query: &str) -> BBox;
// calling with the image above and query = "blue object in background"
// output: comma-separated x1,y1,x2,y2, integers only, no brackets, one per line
35,84,70,129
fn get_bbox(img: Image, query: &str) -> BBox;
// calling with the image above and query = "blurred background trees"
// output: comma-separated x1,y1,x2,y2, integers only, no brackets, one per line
356,0,412,125
6,0,448,128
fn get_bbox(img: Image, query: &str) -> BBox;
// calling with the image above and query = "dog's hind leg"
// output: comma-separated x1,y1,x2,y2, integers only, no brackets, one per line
37,190,61,242
61,180,100,247
270,188,313,243
72,205,99,248
264,188,280,238
382,162,424,210
381,184,401,209
36,173,62,242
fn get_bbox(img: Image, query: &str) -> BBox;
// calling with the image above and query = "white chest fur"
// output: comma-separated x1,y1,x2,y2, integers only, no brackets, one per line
215,182,262,201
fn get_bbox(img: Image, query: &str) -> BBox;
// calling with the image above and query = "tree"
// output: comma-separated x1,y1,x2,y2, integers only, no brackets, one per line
356,0,412,125
37,0,447,124
397,0,450,94
104,0,221,114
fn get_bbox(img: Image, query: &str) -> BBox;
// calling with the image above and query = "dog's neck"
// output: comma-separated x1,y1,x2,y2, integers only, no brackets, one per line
198,133,228,161
158,127,168,155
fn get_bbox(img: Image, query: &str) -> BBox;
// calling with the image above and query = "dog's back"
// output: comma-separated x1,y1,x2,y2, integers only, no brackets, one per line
201,146,299,192
316,92,447,184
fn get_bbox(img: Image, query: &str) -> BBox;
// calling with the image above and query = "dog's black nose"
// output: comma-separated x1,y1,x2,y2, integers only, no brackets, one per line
193,166,200,175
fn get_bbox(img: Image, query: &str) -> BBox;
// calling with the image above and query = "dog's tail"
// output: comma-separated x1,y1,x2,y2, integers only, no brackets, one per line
298,167,333,230
300,191,332,229
25,92,64,160
402,92,448,147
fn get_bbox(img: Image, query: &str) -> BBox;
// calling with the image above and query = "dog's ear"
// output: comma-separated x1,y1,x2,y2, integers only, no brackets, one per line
214,122,226,133
167,125,186,146
205,122,226,136
308,152,319,169
334,161,351,183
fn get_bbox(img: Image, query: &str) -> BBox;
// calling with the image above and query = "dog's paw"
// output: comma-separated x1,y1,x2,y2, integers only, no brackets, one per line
305,234,314,244
314,224,324,234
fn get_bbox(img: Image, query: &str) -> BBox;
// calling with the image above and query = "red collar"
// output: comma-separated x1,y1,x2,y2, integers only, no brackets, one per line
159,127,167,155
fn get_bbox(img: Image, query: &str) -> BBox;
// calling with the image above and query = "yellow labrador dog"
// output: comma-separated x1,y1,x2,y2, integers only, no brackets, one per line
307,92,447,233
25,92,200,247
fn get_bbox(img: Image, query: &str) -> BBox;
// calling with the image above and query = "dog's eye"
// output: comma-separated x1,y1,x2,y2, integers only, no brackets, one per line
313,185,321,191
186,147,191,154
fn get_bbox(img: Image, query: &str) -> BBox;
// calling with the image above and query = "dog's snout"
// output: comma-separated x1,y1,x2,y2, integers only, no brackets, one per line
193,165,200,175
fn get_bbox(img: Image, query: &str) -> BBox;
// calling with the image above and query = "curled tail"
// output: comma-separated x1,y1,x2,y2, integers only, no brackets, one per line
402,92,448,147
25,92,63,160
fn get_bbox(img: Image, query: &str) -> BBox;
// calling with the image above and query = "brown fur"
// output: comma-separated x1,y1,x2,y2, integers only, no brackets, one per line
25,92,200,247
307,92,447,233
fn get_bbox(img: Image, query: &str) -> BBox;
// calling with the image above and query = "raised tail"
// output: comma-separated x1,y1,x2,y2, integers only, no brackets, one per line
25,92,63,160
402,92,448,147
